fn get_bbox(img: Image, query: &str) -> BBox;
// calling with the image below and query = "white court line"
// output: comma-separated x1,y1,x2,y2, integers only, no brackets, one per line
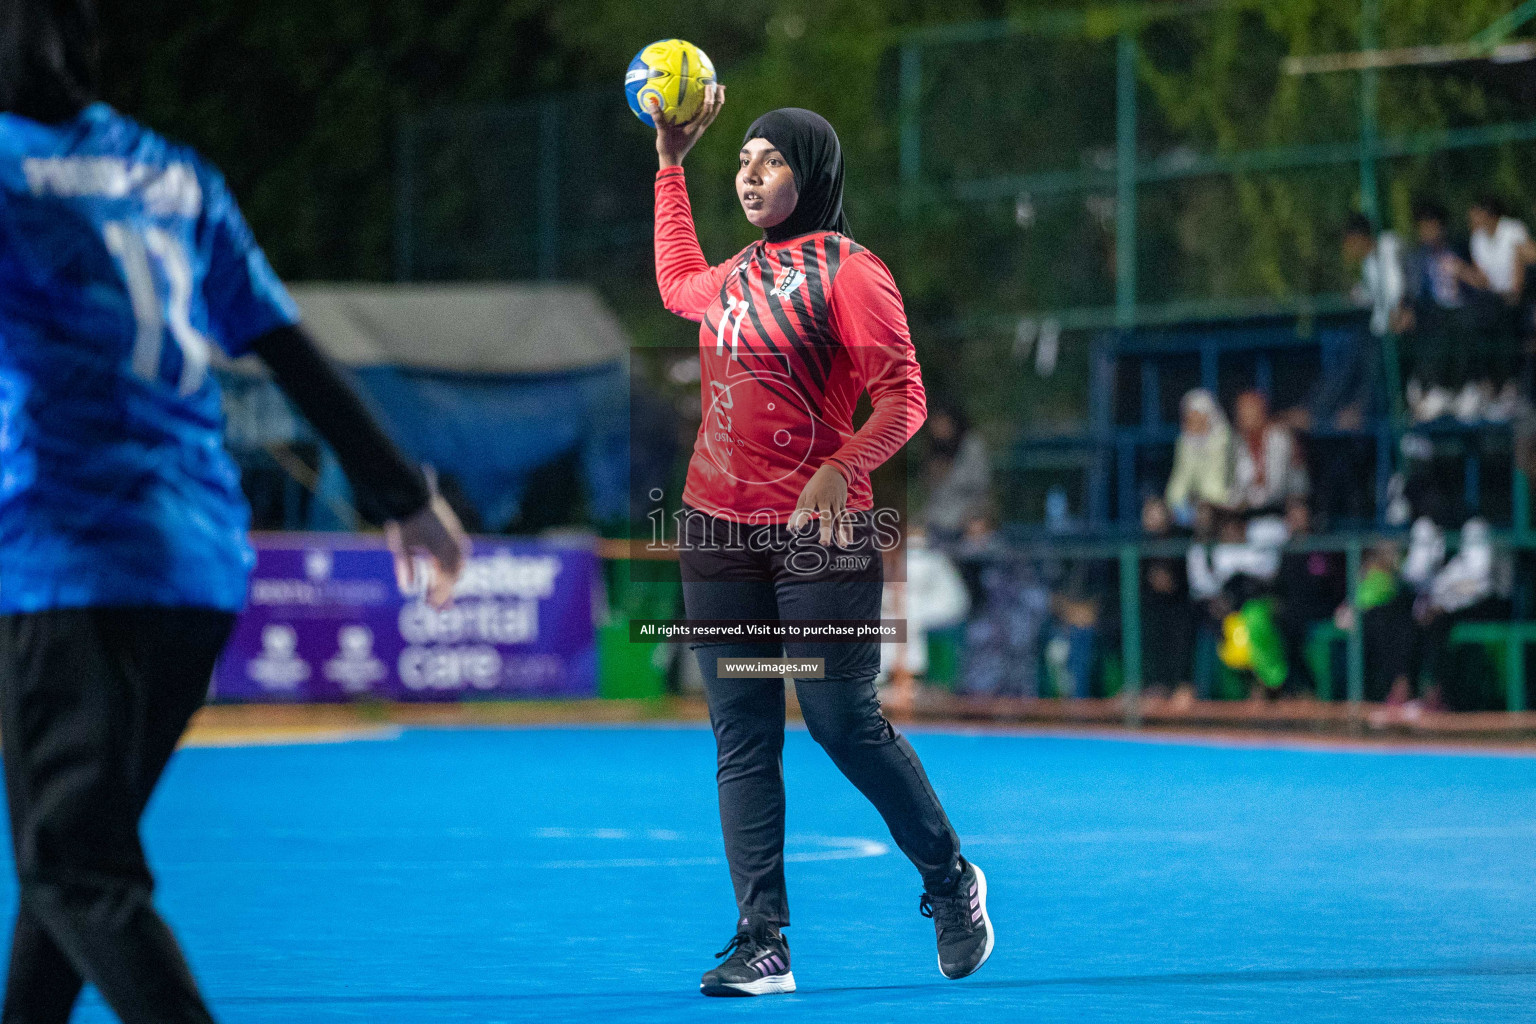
538,836,888,870
965,823,1536,847
533,827,683,841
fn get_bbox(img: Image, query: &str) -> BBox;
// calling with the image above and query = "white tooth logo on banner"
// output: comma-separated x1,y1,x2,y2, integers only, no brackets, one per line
324,625,387,693
247,623,311,690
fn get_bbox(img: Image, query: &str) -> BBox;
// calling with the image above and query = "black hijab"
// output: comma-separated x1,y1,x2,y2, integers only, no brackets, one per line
743,107,851,242
0,0,99,124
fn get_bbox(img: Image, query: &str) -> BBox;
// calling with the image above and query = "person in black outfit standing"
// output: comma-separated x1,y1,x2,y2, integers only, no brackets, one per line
1138,496,1193,696
0,5,468,1021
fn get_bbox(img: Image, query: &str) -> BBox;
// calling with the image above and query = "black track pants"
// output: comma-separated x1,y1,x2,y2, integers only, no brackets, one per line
679,508,962,928
0,607,235,1024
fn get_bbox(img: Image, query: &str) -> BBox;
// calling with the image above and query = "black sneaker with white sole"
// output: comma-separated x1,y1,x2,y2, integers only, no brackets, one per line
920,858,994,979
699,919,795,997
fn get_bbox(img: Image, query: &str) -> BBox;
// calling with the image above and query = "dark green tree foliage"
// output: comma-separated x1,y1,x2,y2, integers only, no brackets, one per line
1136,0,1536,299
98,0,999,280
103,0,570,279
96,1,1536,431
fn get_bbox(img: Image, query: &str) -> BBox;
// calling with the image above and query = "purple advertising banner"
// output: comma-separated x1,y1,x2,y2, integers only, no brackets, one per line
214,534,597,702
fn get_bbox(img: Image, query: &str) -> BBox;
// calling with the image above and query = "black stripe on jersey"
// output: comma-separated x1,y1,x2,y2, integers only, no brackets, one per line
739,263,822,417
717,341,805,421
755,251,829,395
733,246,807,397
732,247,812,408
730,329,805,411
751,250,806,354
795,241,838,377
700,248,804,414
781,250,834,386
823,234,866,287
736,353,808,418
824,235,844,282
726,349,792,380
778,246,835,381
771,247,831,353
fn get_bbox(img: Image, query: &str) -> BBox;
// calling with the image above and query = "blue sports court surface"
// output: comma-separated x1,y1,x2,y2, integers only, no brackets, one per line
11,724,1536,1023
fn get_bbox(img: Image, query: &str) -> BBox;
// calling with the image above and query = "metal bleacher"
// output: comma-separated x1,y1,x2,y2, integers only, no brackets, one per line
1001,309,1524,535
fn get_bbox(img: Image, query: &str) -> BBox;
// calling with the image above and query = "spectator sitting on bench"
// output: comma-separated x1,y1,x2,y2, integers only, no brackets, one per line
1290,215,1394,433
1139,495,1193,703
879,528,969,686
1273,497,1346,698
1231,390,1308,515
1346,211,1408,345
1188,507,1286,699
957,508,1051,698
1414,517,1507,712
1401,516,1446,594
1046,562,1106,700
1166,389,1230,528
1336,541,1418,708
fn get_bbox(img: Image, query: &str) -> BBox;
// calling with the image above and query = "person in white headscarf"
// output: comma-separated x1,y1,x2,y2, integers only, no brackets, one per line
1427,518,1495,614
1165,389,1231,526
1401,516,1446,591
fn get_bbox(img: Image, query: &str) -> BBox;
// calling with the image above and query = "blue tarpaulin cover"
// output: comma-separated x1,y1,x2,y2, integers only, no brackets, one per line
221,283,632,530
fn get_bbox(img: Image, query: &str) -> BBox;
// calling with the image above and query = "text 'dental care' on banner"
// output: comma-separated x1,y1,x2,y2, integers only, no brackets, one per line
214,534,598,702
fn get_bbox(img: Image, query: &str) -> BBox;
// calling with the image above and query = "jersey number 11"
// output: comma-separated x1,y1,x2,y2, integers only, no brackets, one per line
102,222,212,397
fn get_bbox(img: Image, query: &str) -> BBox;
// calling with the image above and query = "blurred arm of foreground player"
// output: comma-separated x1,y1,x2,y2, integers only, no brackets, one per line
250,324,470,607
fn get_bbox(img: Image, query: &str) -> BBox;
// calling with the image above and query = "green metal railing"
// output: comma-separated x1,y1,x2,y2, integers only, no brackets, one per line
896,2,1536,332
994,528,1536,727
394,92,655,282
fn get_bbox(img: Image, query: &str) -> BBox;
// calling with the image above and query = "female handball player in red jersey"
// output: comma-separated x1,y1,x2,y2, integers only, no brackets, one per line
652,84,993,997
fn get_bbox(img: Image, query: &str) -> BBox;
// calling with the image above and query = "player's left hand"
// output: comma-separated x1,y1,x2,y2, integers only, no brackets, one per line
386,493,471,608
790,463,853,547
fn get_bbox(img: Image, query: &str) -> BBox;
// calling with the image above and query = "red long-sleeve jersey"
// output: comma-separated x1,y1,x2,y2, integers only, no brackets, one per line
654,165,927,524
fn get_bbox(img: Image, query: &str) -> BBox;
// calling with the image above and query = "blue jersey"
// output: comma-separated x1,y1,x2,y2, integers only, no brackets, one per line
0,104,299,613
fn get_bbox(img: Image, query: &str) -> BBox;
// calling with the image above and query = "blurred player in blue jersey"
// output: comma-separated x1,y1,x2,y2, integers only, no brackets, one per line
0,2,469,1021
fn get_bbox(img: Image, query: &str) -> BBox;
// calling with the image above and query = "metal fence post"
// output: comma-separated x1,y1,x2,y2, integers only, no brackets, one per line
1119,542,1143,728
1358,0,1381,224
899,42,923,189
394,114,417,281
1115,30,1139,331
537,99,561,279
1345,538,1365,726
1515,469,1531,537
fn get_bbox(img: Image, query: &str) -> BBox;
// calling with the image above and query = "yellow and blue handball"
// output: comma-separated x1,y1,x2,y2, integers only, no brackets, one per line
625,39,716,127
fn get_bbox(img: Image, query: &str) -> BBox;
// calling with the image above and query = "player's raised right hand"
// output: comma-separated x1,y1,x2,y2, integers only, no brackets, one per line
658,83,725,169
